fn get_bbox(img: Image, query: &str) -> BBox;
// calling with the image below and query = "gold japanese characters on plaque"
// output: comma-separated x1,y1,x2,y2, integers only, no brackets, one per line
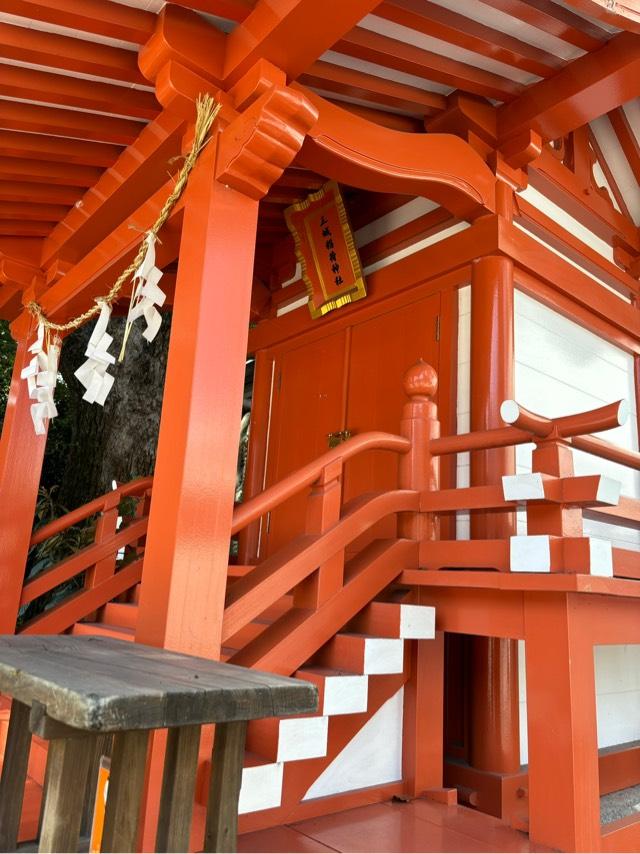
285,181,367,319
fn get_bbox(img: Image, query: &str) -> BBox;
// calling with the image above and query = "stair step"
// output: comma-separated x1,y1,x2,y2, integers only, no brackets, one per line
314,633,405,675
349,602,435,640
295,667,368,716
100,602,138,631
72,623,135,641
238,752,283,815
246,713,328,763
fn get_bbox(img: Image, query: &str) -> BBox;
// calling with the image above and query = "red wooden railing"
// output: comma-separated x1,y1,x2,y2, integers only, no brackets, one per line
16,360,640,643
19,477,152,634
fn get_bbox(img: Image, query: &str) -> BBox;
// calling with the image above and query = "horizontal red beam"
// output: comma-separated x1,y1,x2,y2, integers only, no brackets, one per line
0,100,146,146
0,157,102,187
300,59,446,116
2,0,155,43
378,0,562,78
0,65,159,120
335,26,524,102
0,202,69,221
0,181,83,206
0,131,122,167
0,20,146,85
0,220,53,237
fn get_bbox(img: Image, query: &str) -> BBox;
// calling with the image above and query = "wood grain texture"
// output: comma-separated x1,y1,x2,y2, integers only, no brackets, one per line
0,700,31,852
101,729,149,853
155,725,201,853
0,635,318,731
38,734,98,853
204,720,247,852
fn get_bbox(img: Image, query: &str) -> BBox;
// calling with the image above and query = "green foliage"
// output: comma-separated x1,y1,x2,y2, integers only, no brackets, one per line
0,320,16,432
18,486,97,627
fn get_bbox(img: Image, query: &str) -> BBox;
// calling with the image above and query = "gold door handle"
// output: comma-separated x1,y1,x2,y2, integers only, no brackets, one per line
327,429,353,449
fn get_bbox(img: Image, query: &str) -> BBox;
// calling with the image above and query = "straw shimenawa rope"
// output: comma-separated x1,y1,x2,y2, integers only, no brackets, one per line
27,94,221,334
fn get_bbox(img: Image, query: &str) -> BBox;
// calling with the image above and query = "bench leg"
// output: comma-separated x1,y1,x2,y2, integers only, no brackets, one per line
39,735,98,853
156,724,201,853
0,700,31,852
204,721,248,853
101,730,149,853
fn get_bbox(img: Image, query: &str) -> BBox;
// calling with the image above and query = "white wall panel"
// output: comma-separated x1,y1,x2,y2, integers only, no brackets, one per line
514,292,640,758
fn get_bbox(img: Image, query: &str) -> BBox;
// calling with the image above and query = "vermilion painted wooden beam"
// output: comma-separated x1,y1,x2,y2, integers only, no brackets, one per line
223,0,384,84
334,27,524,103
300,60,446,116
0,182,83,207
561,0,640,34
0,221,53,237
170,0,255,22
0,131,122,167
0,21,146,85
587,128,633,223
608,107,640,186
0,100,146,146
295,86,496,219
377,0,563,79
477,0,608,51
1,0,155,44
0,66,159,120
0,158,102,188
0,203,69,222
498,32,640,141
325,99,423,132
41,111,185,268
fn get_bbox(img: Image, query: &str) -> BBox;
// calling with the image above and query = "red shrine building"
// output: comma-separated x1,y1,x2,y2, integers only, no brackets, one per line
1,0,640,851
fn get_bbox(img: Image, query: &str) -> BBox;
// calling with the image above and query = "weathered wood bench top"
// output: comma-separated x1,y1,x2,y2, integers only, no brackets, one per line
0,635,317,731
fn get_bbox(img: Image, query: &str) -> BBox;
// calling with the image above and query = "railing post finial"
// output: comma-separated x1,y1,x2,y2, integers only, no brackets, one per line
403,359,438,402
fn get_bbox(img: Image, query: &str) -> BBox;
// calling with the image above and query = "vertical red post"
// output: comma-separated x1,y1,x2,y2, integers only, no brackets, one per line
294,458,343,609
0,324,49,634
135,136,259,659
398,361,444,796
468,256,520,778
524,592,600,851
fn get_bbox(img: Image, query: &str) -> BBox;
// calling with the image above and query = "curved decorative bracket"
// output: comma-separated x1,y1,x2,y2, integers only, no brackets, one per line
216,85,319,200
293,87,496,220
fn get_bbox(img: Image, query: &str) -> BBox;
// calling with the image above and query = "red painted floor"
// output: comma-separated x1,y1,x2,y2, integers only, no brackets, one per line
238,800,554,853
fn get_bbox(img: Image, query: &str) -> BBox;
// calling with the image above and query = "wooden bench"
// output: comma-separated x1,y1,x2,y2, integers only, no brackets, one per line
0,635,318,853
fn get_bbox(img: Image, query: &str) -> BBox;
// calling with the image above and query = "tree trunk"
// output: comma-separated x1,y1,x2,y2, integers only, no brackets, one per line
53,314,171,509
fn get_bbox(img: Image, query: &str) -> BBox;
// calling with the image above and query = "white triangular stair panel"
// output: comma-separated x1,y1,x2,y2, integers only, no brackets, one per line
303,688,404,801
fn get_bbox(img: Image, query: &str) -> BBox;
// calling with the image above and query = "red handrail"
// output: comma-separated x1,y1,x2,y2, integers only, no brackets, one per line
30,477,153,548
571,435,640,472
231,431,410,535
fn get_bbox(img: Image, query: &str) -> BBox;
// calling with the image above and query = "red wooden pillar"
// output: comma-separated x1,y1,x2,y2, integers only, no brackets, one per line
524,592,600,851
399,361,444,796
0,323,49,633
469,256,520,777
135,137,260,659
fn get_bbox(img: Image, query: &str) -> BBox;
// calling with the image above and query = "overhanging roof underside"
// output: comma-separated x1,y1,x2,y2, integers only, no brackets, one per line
0,0,639,254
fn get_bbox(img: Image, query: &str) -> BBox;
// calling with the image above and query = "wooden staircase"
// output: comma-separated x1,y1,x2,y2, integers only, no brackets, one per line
67,588,435,817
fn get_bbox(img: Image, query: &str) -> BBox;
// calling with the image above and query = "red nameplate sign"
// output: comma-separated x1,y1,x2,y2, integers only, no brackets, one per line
285,181,367,319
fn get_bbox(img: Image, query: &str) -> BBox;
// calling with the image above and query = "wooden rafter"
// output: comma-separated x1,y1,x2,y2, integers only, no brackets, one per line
1,0,155,44
498,31,640,140
586,127,633,222
300,60,446,116
0,66,159,120
0,203,70,221
376,0,564,79
0,131,122,167
223,0,385,84
0,100,146,146
476,0,608,51
0,21,146,85
0,158,101,187
607,107,640,187
0,181,83,206
334,27,524,102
